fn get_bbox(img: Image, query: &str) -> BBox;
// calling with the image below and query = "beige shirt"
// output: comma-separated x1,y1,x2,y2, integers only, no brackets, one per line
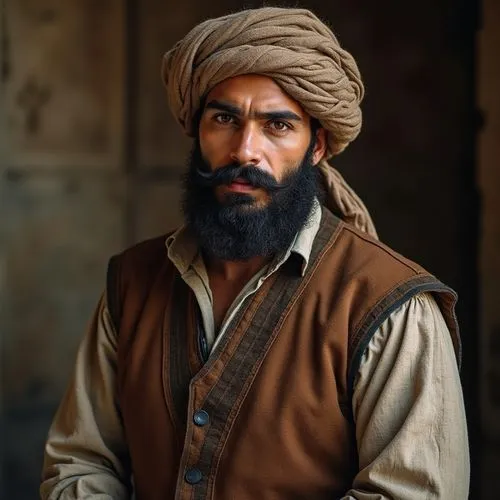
41,203,470,499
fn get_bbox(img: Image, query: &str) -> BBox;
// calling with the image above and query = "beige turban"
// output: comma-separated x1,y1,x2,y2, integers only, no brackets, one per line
162,7,377,238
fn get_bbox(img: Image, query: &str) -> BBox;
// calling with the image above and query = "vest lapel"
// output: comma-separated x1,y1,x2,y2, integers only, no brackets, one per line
177,209,342,499
165,273,205,434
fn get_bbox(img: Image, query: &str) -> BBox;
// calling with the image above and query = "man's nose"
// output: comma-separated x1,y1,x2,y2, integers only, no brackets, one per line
229,124,263,166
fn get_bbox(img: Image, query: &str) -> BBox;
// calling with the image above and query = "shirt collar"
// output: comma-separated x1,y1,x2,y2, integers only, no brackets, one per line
166,198,322,277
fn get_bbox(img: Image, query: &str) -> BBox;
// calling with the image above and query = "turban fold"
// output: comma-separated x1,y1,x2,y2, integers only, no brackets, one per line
162,7,377,237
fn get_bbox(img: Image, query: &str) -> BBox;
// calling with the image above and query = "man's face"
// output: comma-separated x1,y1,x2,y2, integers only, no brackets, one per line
183,74,326,261
198,74,326,208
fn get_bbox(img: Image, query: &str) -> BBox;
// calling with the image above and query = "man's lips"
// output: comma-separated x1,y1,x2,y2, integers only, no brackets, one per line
226,178,256,192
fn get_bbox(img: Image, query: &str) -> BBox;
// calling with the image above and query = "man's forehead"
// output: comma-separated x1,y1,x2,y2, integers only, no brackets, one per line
204,74,308,117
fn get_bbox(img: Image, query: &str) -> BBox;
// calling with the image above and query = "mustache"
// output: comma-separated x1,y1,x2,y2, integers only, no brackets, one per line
192,163,289,192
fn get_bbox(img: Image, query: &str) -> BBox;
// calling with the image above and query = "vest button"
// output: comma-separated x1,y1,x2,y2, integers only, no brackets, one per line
193,409,210,426
184,467,202,485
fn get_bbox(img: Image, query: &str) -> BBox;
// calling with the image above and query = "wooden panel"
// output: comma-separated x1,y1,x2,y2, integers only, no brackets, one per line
479,0,500,440
3,0,125,169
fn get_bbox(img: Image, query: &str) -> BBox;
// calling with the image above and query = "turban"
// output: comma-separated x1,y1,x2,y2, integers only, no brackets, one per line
162,7,377,238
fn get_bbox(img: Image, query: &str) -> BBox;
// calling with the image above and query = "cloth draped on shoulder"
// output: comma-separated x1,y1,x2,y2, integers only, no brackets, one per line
162,7,377,238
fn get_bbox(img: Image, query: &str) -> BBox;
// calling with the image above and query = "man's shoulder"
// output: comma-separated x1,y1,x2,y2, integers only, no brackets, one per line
113,229,178,263
107,229,180,289
335,220,427,276
105,231,178,334
319,208,428,279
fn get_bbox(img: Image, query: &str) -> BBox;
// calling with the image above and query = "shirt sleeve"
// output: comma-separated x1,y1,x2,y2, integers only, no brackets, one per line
341,292,470,500
40,293,131,500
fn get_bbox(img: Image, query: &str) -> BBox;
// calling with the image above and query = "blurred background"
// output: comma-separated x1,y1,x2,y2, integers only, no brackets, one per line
0,0,498,498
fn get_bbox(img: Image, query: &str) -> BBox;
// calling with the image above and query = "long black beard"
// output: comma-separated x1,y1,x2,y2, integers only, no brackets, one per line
182,139,320,261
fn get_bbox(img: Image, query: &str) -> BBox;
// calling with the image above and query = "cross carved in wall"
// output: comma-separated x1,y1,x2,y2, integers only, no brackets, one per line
16,77,51,135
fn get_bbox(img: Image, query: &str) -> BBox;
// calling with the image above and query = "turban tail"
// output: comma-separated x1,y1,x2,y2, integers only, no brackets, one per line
162,7,377,238
318,160,377,238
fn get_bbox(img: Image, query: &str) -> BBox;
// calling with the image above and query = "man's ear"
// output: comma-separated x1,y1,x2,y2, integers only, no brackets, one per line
312,128,327,165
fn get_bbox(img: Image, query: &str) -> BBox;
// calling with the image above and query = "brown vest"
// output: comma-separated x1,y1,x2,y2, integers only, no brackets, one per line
107,209,460,500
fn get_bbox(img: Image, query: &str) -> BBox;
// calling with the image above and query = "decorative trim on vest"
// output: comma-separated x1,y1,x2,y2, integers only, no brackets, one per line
174,210,342,499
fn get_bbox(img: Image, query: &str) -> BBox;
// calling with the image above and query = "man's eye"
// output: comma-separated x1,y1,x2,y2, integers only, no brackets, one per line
269,120,290,132
214,113,234,124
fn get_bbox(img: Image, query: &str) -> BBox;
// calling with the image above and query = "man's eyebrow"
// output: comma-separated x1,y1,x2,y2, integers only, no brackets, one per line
255,110,303,122
204,100,303,122
205,100,241,116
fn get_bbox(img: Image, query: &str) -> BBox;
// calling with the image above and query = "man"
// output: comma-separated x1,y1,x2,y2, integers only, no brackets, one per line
41,7,469,500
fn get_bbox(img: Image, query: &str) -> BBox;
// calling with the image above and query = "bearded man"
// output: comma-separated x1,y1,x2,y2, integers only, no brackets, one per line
41,7,469,500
